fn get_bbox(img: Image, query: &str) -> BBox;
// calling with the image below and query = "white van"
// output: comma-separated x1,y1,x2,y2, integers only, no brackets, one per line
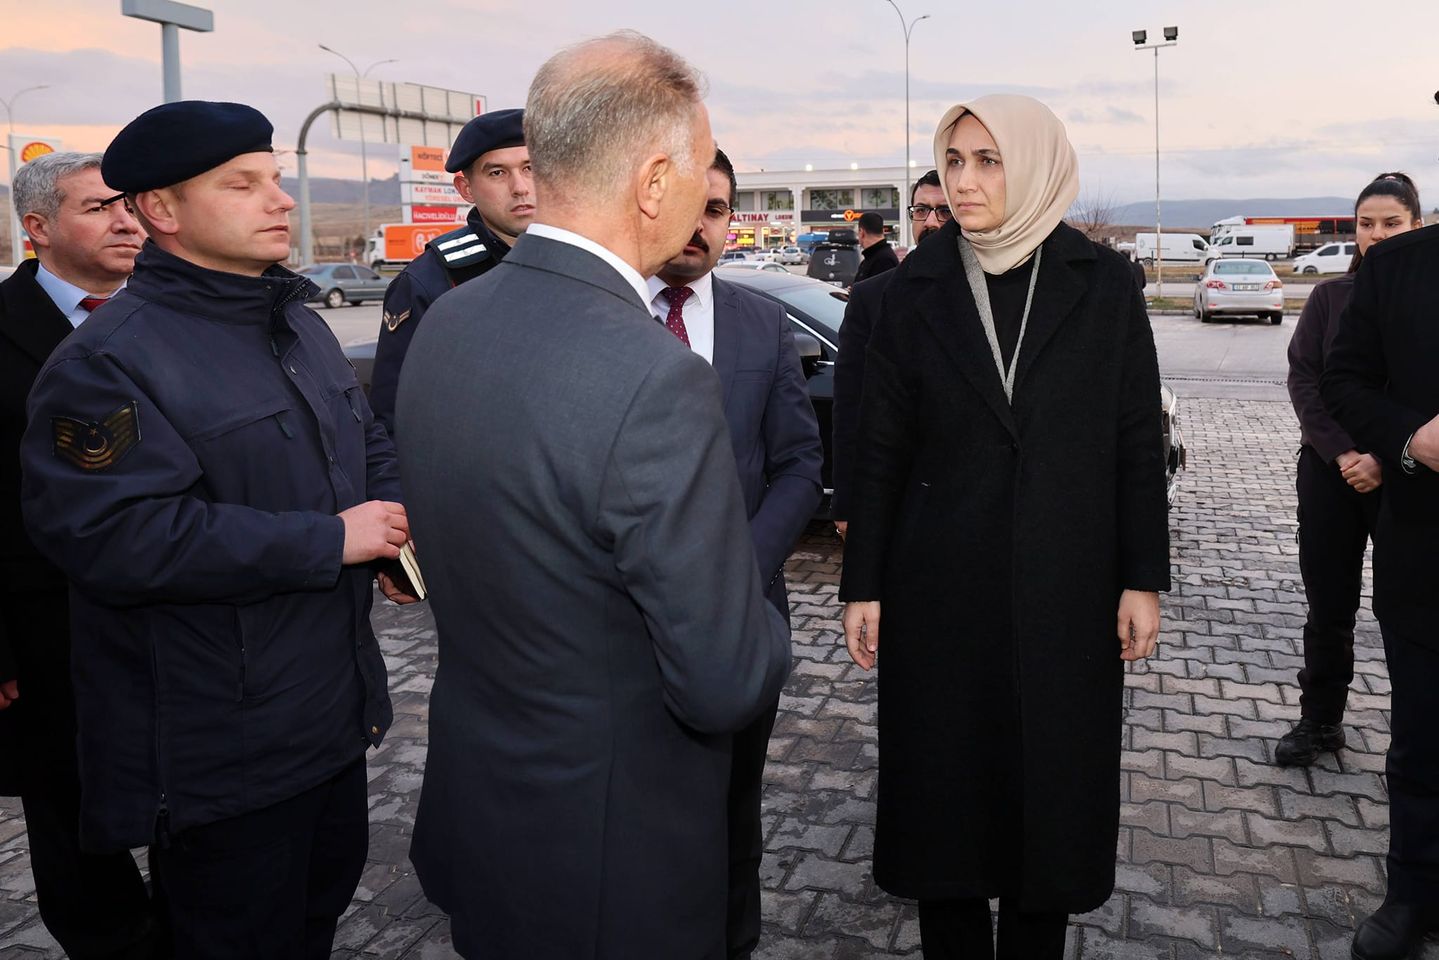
1210,224,1294,261
1292,241,1357,275
1135,233,1217,266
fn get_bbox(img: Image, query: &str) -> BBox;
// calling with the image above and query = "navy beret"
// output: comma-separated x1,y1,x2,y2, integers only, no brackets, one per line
102,101,274,193
445,108,525,174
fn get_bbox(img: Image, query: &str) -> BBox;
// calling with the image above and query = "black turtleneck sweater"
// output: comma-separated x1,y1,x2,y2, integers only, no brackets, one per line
984,258,1035,371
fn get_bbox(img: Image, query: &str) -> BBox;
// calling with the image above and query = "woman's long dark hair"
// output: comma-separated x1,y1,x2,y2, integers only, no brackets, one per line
1349,171,1422,273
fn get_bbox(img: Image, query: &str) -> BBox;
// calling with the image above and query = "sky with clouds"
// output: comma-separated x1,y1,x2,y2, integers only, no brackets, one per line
4,0,1438,206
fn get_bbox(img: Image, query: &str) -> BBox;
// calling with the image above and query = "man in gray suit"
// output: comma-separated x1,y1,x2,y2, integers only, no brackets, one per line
397,32,793,960
647,146,823,959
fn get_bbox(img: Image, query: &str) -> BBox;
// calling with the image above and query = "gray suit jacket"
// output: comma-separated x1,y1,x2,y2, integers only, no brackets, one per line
710,277,823,615
397,232,792,960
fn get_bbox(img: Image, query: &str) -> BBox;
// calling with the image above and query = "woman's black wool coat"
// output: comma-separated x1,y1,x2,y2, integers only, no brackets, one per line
839,220,1171,911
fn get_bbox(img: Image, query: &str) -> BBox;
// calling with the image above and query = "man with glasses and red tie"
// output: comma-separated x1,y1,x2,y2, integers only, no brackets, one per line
646,146,823,959
0,151,161,958
831,169,949,538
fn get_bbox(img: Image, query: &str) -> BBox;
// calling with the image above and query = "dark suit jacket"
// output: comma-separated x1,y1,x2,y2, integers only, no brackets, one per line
854,238,899,284
711,276,823,613
0,260,79,795
830,270,894,520
1322,224,1439,642
397,232,793,960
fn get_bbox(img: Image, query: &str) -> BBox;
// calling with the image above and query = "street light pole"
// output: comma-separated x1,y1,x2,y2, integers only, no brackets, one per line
120,0,214,103
3,84,52,265
884,0,929,248
1132,27,1178,302
319,45,397,254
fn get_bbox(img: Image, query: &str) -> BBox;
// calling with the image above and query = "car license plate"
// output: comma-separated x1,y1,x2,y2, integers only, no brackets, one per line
1235,283,1260,291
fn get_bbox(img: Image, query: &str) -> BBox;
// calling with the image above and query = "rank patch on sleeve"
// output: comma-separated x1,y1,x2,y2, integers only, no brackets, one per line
383,308,411,333
51,402,141,471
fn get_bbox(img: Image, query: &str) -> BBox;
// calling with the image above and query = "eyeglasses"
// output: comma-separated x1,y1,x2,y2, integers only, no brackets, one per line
98,193,137,216
908,203,952,222
703,201,734,221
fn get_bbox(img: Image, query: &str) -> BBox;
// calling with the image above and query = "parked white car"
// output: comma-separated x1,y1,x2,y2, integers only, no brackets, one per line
718,260,791,275
1292,241,1357,275
1193,258,1284,324
777,246,808,265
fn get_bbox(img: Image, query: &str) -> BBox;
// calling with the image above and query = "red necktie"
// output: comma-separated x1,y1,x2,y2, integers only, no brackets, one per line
660,286,692,347
79,296,108,313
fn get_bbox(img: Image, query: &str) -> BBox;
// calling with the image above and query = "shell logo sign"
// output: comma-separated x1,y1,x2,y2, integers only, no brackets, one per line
19,141,55,163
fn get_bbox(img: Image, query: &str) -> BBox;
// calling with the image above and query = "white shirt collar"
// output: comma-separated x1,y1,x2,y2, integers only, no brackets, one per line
33,263,125,329
646,270,713,308
525,223,650,307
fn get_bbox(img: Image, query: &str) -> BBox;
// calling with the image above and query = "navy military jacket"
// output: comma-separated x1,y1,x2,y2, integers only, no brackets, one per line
20,242,400,851
369,207,509,436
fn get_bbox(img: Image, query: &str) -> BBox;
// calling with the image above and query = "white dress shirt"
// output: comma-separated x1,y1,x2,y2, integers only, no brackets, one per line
646,271,715,365
34,263,124,329
525,223,651,308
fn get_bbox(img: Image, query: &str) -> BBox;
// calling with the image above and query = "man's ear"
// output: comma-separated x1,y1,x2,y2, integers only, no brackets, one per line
133,189,181,238
635,153,670,221
20,212,51,252
453,171,477,205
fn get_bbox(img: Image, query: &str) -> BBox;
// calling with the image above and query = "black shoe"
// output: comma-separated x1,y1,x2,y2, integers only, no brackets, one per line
1275,718,1345,767
1351,903,1435,960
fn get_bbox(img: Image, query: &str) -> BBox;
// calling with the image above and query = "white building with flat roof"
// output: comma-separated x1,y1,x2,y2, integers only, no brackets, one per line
730,164,926,250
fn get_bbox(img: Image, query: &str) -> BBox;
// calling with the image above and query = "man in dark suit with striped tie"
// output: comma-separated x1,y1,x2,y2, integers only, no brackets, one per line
0,150,161,958
647,147,823,959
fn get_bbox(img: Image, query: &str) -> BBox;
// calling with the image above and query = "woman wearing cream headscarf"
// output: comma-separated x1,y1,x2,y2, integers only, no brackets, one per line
837,95,1171,958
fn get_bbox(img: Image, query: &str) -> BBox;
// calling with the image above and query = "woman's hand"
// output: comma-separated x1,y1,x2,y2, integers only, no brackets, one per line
1336,450,1383,494
1117,590,1160,661
843,601,881,671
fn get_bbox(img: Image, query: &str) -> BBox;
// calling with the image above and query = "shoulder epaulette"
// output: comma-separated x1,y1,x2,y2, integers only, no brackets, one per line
428,225,493,270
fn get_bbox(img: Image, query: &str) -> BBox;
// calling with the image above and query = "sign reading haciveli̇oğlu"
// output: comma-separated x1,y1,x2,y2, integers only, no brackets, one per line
7,133,64,264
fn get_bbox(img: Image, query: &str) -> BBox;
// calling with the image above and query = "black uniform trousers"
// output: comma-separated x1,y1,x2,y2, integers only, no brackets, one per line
727,695,780,958
148,757,368,960
1380,624,1439,905
5,593,161,960
1295,445,1379,725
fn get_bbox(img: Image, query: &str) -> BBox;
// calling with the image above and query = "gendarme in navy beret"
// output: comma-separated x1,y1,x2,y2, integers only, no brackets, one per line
444,108,525,174
102,101,274,194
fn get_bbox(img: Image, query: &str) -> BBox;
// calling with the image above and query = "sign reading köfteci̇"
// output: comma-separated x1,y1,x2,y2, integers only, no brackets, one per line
7,133,64,261
398,143,466,225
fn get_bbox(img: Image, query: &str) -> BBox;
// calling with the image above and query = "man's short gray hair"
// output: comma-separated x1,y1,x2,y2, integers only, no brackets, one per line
13,152,105,234
525,31,706,197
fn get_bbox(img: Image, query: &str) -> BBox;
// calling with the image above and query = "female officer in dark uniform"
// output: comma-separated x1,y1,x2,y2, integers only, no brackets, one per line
839,95,1170,960
1278,173,1423,768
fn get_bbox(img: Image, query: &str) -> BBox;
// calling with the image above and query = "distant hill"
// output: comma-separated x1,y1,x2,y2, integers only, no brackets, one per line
279,174,401,205
1112,197,1353,230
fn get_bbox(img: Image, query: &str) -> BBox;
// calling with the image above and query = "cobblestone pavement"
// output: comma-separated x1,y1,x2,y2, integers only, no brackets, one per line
3,397,1436,959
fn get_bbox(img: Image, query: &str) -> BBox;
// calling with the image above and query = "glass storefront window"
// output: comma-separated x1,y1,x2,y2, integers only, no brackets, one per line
809,189,854,211
862,187,899,209
762,191,794,211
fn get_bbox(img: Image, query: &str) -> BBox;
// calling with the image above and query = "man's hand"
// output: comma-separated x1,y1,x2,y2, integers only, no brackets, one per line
339,501,409,565
834,520,848,540
376,570,421,605
1408,416,1439,472
1336,450,1383,493
843,601,880,671
0,679,17,710
1118,590,1160,661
